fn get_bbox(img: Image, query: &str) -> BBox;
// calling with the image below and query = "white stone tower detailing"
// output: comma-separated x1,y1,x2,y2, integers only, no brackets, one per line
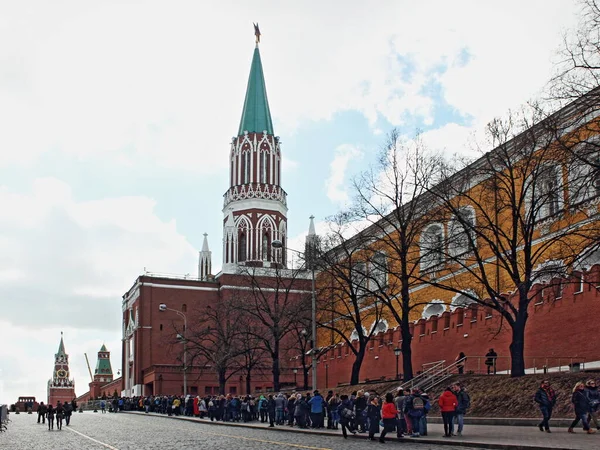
198,233,212,280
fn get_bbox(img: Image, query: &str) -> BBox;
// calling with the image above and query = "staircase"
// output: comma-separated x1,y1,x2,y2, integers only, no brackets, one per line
399,357,465,393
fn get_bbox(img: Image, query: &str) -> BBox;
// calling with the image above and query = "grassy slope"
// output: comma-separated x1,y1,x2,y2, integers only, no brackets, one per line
325,372,596,418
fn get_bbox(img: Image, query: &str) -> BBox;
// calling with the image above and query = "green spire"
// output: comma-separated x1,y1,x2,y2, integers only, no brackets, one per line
100,344,107,352
238,46,274,136
56,332,66,356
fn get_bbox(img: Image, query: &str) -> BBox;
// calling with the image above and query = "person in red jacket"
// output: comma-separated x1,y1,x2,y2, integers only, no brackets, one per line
438,386,458,437
379,393,398,443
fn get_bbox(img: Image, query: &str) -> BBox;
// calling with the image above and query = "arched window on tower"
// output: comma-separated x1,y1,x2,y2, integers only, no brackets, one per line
261,151,268,184
243,151,250,184
239,233,247,262
262,233,269,261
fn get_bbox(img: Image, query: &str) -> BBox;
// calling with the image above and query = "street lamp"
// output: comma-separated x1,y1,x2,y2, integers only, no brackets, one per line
159,303,188,395
293,368,298,386
272,237,318,391
394,347,402,380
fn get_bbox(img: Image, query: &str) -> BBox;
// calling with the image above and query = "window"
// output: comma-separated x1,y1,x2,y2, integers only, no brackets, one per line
243,151,250,184
534,164,563,220
448,207,475,258
262,233,269,261
260,151,268,183
420,223,444,272
568,142,599,205
351,262,368,300
370,251,388,289
238,233,247,262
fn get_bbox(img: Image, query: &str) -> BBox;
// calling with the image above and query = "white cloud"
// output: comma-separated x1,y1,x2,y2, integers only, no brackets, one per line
325,144,362,204
0,177,197,403
0,1,579,173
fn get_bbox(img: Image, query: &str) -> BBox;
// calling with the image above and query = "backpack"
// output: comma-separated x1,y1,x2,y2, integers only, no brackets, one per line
412,396,424,410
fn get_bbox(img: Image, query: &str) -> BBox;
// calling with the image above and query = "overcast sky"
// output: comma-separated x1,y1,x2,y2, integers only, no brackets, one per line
0,0,581,404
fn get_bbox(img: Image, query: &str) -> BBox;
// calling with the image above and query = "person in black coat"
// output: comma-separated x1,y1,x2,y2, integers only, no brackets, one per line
267,394,276,427
584,379,600,430
569,381,595,433
366,396,381,440
337,395,357,439
534,380,557,432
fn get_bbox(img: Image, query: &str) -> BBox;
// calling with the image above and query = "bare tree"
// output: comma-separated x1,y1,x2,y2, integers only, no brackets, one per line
234,265,312,392
315,214,387,385
184,299,244,394
345,129,444,381
550,0,600,102
425,105,600,376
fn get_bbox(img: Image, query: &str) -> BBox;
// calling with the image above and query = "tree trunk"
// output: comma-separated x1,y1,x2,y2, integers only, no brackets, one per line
218,370,227,395
303,368,309,390
400,317,413,381
245,371,252,395
350,345,365,385
509,310,528,377
272,347,280,392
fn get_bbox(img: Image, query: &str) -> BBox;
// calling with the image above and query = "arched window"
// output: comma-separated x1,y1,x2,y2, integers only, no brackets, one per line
243,151,251,184
260,151,268,184
238,233,247,262
448,207,476,258
529,164,563,220
351,262,368,301
420,223,444,272
262,232,270,261
569,141,600,205
370,251,388,289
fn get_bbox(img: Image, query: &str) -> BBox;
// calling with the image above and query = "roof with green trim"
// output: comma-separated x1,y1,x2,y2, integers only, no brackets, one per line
238,46,274,136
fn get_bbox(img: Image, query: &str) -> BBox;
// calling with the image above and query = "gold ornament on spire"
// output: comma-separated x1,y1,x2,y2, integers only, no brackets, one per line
254,22,261,44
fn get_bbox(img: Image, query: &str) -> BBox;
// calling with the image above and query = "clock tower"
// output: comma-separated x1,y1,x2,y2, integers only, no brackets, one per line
47,333,76,406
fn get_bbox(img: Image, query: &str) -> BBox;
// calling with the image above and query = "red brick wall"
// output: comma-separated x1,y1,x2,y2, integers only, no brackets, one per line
315,267,600,389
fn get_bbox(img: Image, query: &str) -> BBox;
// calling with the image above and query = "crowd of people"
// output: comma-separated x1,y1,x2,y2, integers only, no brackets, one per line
35,399,77,431
104,383,469,443
535,378,600,434
76,377,600,441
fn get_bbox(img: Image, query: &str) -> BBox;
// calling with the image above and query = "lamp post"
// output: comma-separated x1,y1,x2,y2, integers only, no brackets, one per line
272,237,317,391
394,347,401,380
159,303,188,395
293,368,298,387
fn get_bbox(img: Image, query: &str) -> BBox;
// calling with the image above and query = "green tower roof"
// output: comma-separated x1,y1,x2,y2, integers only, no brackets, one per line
100,344,108,352
238,46,274,136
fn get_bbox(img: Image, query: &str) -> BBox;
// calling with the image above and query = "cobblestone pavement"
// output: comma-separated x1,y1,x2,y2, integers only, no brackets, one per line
2,412,480,450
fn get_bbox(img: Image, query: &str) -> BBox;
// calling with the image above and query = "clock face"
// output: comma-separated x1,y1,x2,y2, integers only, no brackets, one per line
57,369,67,378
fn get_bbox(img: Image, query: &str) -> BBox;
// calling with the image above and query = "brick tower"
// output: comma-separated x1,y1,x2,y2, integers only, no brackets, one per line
47,333,76,406
222,34,288,272
94,344,113,383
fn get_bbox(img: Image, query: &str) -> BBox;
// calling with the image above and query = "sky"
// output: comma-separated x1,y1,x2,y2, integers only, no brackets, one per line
0,0,583,404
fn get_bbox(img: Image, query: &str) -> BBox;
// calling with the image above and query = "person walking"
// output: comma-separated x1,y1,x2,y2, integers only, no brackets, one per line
46,404,55,430
379,392,398,443
569,381,595,434
55,401,64,431
453,382,470,436
584,379,600,430
337,394,356,439
267,394,276,427
485,349,498,375
438,386,458,437
37,402,47,424
63,400,72,426
366,396,381,440
534,380,557,433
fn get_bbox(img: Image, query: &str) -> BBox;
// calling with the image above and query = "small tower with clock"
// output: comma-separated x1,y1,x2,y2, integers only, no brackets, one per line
47,332,76,406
